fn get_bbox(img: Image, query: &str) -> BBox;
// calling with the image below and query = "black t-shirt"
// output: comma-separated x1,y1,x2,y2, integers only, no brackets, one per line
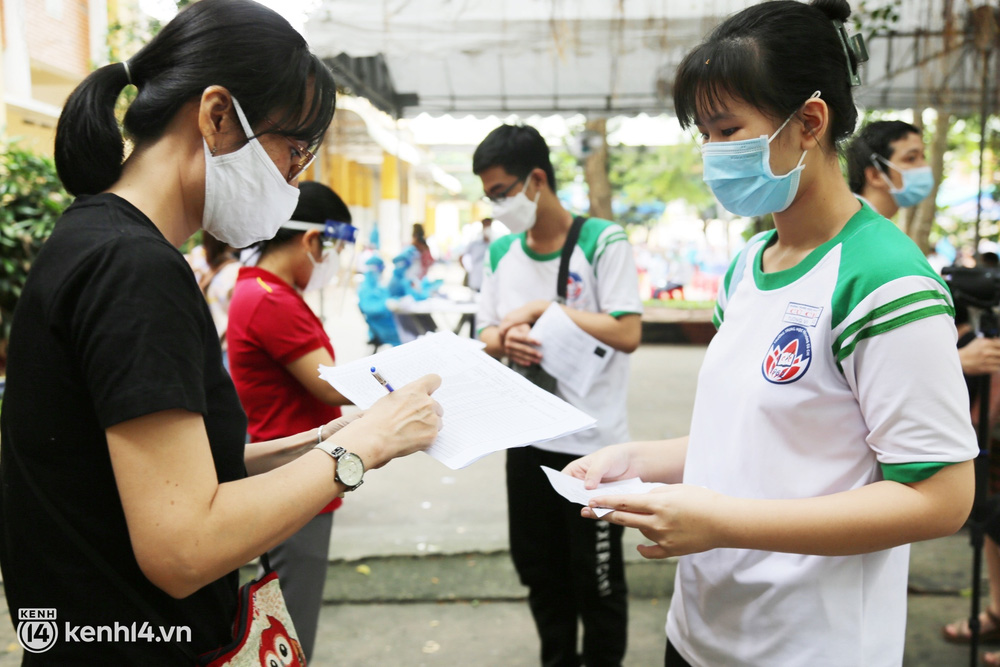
0,194,248,664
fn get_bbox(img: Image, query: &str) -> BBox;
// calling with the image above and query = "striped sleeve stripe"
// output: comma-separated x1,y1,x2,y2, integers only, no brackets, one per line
833,289,954,362
713,302,724,328
593,232,630,264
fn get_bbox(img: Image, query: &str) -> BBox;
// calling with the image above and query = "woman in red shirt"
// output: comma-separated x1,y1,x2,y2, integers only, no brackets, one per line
227,181,354,662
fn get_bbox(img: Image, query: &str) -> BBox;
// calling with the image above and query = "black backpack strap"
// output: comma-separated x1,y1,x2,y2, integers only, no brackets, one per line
557,215,587,304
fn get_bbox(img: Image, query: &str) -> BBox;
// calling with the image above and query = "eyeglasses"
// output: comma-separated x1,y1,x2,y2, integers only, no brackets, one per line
483,178,523,204
260,115,317,182
279,135,317,183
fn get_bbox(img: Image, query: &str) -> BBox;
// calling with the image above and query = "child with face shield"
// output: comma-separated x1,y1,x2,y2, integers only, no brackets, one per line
562,1,976,665
227,181,357,662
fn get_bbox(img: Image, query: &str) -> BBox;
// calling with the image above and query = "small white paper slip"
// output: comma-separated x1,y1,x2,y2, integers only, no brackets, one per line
540,466,666,518
529,303,613,396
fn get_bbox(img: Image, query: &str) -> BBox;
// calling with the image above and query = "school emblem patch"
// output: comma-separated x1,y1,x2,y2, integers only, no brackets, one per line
565,271,585,304
762,325,812,384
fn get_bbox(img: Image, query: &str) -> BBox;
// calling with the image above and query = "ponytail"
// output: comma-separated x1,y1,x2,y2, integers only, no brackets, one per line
54,62,131,196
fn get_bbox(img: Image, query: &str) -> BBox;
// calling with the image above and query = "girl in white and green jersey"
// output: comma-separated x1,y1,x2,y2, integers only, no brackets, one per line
565,0,976,665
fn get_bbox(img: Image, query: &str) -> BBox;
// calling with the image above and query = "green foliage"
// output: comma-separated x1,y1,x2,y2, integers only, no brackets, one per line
551,149,583,193
852,0,901,39
609,141,713,226
0,140,69,342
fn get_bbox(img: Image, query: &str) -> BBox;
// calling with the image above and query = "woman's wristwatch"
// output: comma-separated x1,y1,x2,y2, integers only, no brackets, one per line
314,440,365,491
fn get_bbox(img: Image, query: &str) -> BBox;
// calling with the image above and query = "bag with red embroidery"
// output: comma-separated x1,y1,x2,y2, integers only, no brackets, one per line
198,556,306,667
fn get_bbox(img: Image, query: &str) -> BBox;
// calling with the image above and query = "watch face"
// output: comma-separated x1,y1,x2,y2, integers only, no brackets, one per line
337,453,364,487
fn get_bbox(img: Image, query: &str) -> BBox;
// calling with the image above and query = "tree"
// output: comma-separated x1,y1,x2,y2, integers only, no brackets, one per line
583,118,613,220
0,141,70,369
608,141,714,225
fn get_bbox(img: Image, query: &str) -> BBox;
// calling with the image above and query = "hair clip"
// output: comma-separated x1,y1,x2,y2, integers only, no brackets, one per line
832,20,869,87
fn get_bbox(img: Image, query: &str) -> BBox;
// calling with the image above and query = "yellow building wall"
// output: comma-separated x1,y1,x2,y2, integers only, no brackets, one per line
424,202,436,236
381,152,398,200
5,111,56,155
26,0,91,78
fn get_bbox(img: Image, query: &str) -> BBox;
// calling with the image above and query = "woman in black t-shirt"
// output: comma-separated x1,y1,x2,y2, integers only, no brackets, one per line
0,1,442,664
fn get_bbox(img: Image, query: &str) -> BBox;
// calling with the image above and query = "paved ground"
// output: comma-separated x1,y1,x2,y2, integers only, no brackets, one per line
0,281,994,665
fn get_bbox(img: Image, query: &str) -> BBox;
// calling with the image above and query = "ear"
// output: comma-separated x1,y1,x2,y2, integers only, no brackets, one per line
527,167,548,192
864,164,890,191
198,86,235,154
796,97,829,151
301,229,322,254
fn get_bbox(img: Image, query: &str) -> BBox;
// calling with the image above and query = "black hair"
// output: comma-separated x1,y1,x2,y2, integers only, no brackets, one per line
472,124,558,192
981,252,1000,268
254,181,351,258
55,0,337,196
673,0,858,148
845,120,922,193
292,181,352,225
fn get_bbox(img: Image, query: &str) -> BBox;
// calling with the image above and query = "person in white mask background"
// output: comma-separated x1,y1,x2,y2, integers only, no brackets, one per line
845,119,935,220
563,2,976,666
226,181,357,663
0,2,443,663
472,123,643,667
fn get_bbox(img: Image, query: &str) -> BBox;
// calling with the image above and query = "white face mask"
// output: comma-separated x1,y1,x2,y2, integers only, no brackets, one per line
492,179,540,234
202,97,301,248
305,248,340,292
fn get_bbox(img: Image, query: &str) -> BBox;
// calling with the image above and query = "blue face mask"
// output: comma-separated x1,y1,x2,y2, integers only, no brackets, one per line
871,155,935,208
701,92,820,217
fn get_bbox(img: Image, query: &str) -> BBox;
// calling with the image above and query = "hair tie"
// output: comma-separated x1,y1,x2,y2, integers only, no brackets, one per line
122,60,133,86
832,20,869,87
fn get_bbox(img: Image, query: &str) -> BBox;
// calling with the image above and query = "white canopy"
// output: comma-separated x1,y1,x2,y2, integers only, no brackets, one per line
305,0,998,118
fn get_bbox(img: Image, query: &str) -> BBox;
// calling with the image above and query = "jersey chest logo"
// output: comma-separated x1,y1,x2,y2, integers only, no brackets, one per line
565,271,585,304
762,325,812,384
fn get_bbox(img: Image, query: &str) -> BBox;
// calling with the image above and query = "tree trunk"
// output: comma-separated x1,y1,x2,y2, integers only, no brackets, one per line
584,118,613,220
906,110,950,255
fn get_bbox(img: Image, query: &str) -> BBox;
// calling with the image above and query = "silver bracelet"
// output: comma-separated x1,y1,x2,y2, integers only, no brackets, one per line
316,424,325,445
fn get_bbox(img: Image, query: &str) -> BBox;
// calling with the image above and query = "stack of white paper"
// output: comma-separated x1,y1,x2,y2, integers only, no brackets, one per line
318,332,596,469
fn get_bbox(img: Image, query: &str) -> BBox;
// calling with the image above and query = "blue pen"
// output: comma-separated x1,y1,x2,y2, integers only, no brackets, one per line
370,367,395,393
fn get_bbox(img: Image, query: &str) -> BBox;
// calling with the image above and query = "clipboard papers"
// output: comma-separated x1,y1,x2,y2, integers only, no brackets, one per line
529,303,614,395
318,332,596,469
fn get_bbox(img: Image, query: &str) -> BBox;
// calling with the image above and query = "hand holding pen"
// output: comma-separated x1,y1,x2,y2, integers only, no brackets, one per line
332,371,443,469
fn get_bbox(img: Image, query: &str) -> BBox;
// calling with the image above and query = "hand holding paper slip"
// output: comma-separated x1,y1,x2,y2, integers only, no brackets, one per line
529,303,614,396
318,332,596,469
540,466,666,518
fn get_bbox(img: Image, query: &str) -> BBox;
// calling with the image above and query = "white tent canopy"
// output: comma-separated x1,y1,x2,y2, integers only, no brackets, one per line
305,0,999,119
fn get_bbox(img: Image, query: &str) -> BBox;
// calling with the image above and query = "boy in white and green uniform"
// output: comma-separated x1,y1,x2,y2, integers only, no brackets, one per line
474,123,642,666
668,202,977,665
478,221,642,455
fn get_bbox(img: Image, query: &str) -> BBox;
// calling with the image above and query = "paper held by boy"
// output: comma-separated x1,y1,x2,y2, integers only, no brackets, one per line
529,303,614,396
318,331,596,469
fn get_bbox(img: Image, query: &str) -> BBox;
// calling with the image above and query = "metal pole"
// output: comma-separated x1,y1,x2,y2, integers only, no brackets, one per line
975,48,991,252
